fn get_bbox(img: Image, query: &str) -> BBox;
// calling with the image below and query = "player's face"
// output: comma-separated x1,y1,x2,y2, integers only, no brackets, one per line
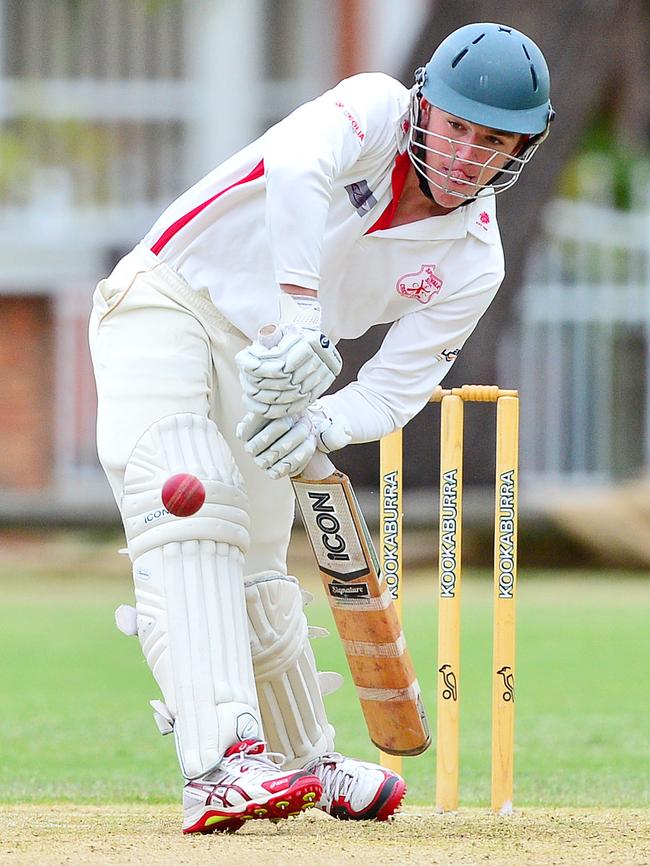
417,101,525,208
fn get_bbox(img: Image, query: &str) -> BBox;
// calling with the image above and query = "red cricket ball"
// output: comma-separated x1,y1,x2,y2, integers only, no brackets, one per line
161,473,206,517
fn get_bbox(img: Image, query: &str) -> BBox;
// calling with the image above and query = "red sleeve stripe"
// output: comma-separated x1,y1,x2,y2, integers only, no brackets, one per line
150,159,265,256
365,152,411,234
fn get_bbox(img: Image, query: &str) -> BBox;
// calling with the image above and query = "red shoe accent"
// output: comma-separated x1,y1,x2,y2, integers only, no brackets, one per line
223,739,265,758
373,776,407,821
329,773,407,821
182,775,323,835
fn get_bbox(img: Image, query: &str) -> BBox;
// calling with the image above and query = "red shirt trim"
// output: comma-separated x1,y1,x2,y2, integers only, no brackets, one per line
150,159,265,256
365,152,411,234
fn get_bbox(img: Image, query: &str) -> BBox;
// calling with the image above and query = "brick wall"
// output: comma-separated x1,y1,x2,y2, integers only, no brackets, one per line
0,297,53,489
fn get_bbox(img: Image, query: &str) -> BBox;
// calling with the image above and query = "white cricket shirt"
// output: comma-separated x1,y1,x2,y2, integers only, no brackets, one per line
143,73,505,442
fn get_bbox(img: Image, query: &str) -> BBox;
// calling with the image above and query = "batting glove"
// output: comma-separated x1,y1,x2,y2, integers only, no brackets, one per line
236,403,352,480
235,295,342,419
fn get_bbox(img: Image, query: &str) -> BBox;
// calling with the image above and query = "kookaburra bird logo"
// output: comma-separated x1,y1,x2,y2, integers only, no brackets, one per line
439,663,458,701
497,666,514,702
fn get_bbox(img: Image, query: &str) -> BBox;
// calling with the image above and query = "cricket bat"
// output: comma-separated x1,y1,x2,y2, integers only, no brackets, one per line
255,323,430,755
292,452,430,755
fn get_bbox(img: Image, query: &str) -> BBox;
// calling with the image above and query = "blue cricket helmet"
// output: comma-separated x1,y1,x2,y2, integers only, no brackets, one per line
416,23,553,136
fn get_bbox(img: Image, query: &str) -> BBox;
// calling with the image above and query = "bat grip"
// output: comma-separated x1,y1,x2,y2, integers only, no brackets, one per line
298,449,336,481
257,323,281,349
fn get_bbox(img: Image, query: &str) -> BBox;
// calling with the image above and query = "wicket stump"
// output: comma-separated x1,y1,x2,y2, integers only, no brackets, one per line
432,386,519,814
379,428,404,775
377,385,519,813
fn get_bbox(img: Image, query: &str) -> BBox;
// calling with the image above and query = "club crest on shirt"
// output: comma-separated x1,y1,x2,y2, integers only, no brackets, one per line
396,264,442,304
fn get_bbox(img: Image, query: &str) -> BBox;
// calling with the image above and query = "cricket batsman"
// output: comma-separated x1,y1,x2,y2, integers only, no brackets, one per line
89,23,552,834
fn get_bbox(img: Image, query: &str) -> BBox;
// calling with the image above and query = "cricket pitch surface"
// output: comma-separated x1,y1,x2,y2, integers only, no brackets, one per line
1,805,648,866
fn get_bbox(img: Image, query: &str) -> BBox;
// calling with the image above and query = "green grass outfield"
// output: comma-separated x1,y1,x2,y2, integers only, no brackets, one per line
1,547,648,808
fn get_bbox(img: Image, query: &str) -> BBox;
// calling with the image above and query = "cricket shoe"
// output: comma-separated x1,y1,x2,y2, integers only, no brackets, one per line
182,739,323,834
304,753,406,821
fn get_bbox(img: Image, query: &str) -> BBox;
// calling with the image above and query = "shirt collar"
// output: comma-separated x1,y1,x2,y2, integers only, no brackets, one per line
369,189,499,243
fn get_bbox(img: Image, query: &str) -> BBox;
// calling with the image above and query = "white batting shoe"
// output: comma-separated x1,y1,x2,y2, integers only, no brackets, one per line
303,753,406,821
182,739,323,834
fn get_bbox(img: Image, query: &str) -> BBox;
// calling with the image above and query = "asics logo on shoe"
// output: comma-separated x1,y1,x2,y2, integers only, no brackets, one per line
236,713,260,741
262,777,291,793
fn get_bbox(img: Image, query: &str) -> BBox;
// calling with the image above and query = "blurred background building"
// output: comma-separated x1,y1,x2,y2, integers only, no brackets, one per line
1,0,649,563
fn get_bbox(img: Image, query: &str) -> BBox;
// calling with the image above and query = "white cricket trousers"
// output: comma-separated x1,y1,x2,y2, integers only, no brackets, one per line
88,242,295,577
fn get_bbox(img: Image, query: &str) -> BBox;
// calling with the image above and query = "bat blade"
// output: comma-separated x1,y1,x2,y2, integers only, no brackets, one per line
292,465,430,756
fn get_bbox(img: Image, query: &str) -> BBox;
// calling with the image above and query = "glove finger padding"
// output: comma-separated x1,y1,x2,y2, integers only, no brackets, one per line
282,332,342,380
263,440,317,480
236,351,289,378
295,367,335,396
237,406,352,480
243,394,312,420
241,413,317,478
235,331,304,376
238,412,318,478
239,373,295,394
237,328,342,419
252,421,317,478
237,413,297,458
240,381,304,404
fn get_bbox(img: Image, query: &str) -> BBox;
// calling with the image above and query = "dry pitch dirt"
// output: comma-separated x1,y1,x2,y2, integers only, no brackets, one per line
1,805,649,866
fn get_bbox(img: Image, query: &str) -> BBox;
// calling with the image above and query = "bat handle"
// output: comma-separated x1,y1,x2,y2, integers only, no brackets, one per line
298,450,336,481
257,323,281,348
255,324,337,482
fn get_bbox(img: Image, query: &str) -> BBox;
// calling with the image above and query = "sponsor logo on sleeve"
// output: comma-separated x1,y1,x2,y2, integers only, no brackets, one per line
434,348,461,363
345,179,378,216
335,101,365,142
396,264,443,304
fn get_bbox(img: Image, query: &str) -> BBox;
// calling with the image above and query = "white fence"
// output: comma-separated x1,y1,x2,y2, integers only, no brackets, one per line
506,159,650,486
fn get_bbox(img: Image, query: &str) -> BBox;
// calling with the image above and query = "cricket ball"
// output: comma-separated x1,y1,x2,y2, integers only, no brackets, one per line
161,473,206,517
